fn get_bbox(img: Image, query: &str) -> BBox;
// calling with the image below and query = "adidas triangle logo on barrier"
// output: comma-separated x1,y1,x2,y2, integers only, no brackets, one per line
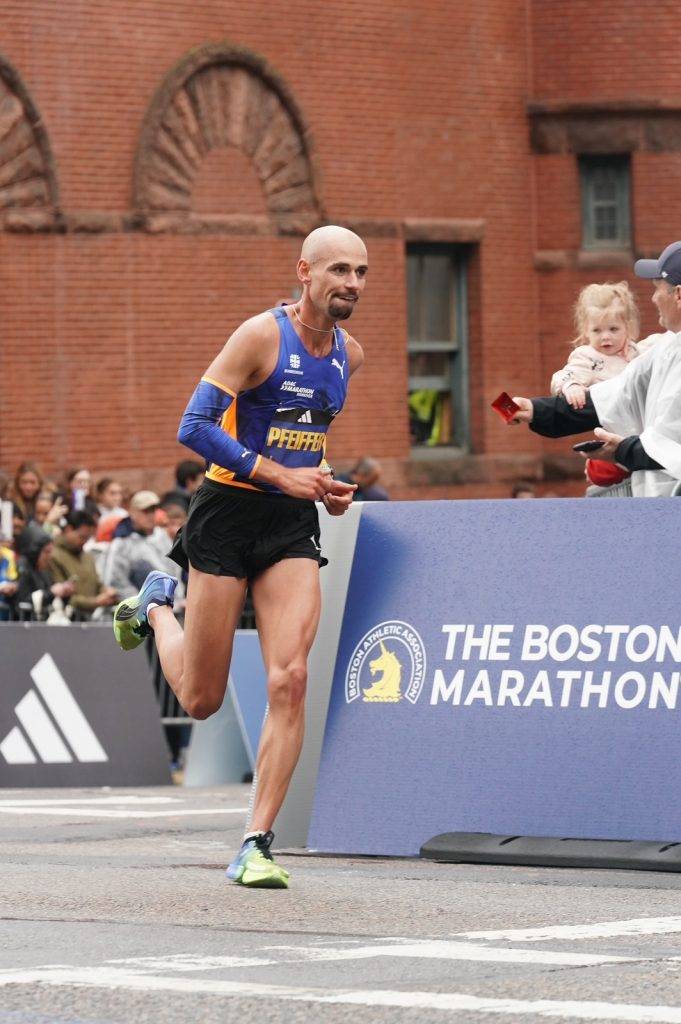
0,653,108,765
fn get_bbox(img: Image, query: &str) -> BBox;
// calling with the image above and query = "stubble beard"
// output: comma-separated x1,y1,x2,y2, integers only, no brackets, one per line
328,299,355,321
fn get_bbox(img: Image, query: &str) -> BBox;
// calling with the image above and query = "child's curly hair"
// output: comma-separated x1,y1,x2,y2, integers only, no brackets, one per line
573,281,640,346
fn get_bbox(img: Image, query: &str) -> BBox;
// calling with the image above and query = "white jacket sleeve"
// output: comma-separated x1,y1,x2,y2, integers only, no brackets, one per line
102,538,137,600
550,346,599,395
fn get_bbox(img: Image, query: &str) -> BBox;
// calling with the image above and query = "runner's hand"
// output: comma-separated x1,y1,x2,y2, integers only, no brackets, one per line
322,479,357,516
509,397,534,424
279,467,335,500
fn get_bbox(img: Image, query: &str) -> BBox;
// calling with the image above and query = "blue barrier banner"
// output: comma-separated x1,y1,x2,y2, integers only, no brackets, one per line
229,630,268,767
183,630,268,785
308,499,681,856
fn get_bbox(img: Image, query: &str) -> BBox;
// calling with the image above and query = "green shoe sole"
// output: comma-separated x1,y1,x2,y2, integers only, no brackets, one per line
113,600,148,652
229,864,290,889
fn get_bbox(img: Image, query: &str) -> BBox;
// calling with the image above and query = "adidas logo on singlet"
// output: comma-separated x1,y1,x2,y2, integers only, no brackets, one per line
298,411,313,424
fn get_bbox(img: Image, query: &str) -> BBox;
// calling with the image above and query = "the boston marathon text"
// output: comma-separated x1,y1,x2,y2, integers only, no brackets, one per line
430,624,681,710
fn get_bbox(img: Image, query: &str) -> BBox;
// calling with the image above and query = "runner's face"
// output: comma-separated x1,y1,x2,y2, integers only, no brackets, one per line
305,250,368,321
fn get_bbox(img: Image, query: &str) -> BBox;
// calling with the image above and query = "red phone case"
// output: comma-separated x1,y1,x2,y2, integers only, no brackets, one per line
491,392,520,422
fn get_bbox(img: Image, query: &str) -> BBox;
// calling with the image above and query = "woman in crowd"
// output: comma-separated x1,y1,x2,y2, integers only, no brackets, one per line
96,477,126,517
9,461,44,521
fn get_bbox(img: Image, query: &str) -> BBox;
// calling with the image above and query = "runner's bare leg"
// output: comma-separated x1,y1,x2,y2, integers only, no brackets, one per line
248,558,321,831
148,566,247,719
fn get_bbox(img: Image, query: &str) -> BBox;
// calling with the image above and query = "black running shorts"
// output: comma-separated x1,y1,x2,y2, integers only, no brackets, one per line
169,479,327,580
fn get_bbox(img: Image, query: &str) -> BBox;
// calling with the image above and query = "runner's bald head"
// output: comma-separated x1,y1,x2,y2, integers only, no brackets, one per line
297,225,368,322
301,225,367,265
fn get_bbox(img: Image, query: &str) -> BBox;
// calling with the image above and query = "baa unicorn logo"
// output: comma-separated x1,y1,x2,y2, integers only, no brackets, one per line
363,641,402,702
345,621,426,705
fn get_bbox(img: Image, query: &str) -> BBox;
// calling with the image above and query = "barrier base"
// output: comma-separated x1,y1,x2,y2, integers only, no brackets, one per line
420,833,681,873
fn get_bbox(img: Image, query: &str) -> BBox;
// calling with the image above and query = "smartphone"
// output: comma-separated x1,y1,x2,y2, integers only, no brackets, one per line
491,392,520,422
73,488,86,511
572,440,605,453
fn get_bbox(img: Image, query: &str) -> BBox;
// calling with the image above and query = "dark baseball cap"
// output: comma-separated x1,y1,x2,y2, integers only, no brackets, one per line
635,241,681,286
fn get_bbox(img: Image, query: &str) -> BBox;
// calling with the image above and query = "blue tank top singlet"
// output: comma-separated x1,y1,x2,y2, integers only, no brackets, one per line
205,307,349,494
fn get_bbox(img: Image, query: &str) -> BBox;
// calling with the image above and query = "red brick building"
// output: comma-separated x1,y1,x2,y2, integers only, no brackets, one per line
1,1,678,498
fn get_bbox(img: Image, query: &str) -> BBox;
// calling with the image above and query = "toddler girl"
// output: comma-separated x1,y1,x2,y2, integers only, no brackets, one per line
550,281,640,410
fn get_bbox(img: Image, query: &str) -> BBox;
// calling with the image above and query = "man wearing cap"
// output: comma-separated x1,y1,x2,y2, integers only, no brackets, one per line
510,241,681,496
103,490,178,599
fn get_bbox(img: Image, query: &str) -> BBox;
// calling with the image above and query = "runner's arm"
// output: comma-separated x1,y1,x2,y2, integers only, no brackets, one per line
321,334,362,514
177,315,278,479
177,315,335,499
345,335,364,376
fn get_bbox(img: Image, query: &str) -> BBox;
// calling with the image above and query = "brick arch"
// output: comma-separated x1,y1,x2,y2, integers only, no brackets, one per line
0,52,59,227
133,43,324,233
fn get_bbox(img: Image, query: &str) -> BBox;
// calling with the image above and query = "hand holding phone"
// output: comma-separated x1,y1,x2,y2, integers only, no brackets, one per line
572,440,606,453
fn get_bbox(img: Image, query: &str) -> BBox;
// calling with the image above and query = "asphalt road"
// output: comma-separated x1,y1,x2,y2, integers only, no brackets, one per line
3,785,681,1023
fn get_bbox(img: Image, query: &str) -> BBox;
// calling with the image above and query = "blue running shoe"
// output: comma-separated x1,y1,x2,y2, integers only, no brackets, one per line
113,570,178,652
226,831,290,889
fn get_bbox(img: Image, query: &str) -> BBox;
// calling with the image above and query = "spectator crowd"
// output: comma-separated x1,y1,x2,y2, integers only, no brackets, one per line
0,451,392,625
0,459,205,623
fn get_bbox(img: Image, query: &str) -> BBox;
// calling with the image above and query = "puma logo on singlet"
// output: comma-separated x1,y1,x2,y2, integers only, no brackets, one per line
332,358,345,379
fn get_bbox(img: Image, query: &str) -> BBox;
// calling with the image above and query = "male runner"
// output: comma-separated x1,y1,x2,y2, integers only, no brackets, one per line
113,225,367,887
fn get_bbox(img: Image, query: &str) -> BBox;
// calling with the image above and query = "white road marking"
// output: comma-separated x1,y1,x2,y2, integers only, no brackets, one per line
264,940,633,967
0,796,180,807
3,966,681,1021
106,954,275,971
460,918,681,944
0,807,247,818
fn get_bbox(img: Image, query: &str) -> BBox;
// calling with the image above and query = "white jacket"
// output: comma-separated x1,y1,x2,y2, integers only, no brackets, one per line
592,331,681,497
